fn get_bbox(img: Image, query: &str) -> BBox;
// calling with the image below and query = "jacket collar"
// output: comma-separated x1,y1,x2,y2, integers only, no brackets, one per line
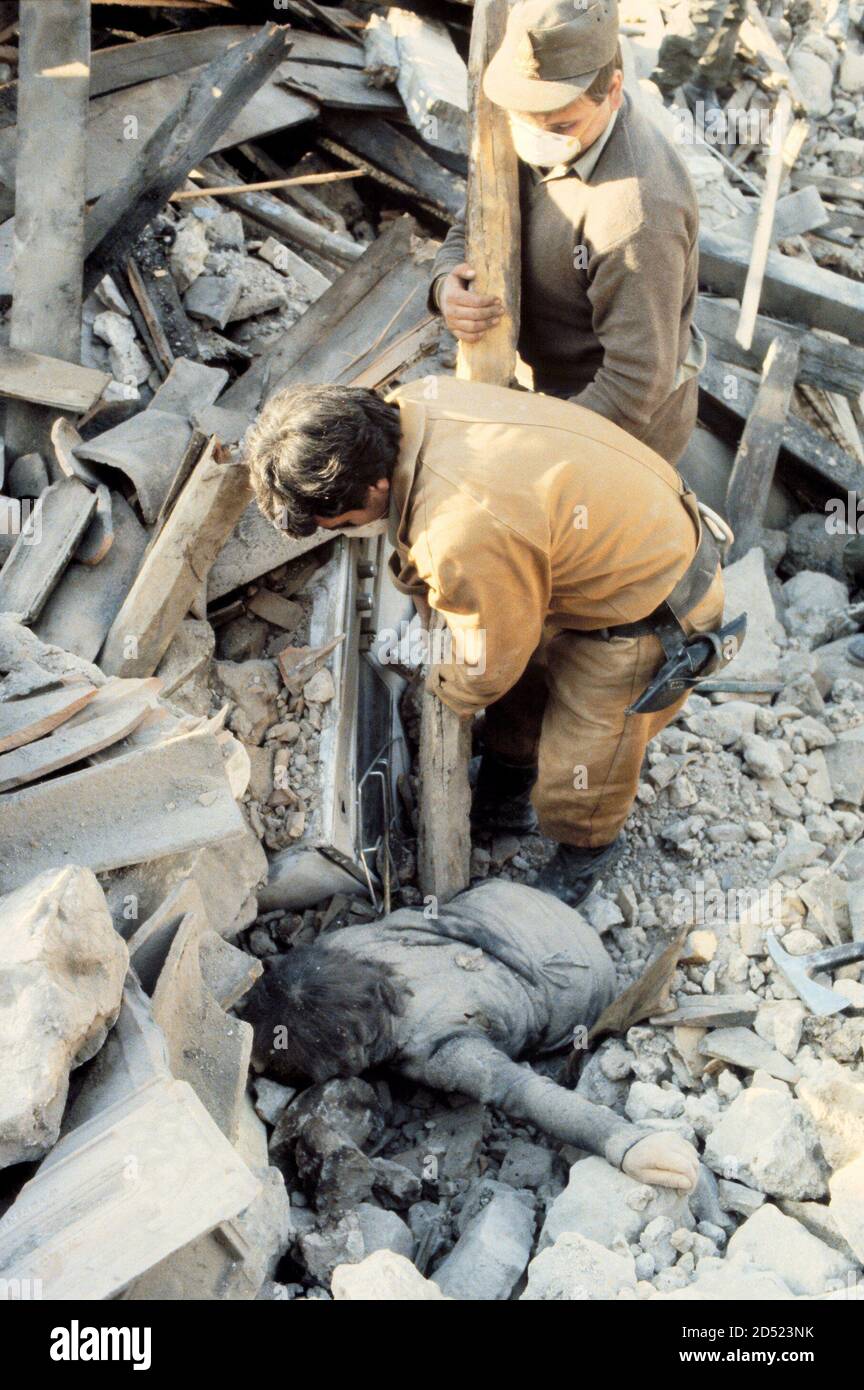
388,397,426,550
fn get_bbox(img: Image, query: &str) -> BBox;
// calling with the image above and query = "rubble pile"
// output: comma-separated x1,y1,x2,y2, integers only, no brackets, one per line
0,0,864,1303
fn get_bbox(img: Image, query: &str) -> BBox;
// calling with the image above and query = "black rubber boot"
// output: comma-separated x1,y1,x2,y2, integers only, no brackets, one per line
535,837,624,908
471,753,539,834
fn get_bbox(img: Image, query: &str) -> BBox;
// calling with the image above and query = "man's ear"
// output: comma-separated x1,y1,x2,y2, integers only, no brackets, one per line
609,70,624,111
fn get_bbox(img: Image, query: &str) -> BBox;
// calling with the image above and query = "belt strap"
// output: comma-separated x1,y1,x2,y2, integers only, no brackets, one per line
597,525,721,650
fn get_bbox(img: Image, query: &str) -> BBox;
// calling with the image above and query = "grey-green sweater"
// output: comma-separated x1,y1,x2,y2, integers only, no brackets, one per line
431,93,701,465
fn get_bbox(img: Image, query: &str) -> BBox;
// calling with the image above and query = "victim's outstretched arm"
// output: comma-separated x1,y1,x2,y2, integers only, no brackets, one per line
419,1034,699,1190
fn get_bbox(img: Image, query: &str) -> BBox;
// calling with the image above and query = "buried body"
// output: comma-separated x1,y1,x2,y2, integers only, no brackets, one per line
240,882,698,1191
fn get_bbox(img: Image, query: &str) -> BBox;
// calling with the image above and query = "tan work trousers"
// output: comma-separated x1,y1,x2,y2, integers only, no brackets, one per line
484,568,725,849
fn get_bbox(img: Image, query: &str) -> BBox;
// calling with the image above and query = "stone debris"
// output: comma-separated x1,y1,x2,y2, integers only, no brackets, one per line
0,866,128,1168
1,0,864,1308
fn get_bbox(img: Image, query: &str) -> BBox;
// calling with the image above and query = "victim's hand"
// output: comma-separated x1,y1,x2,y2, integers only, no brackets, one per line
621,1132,700,1192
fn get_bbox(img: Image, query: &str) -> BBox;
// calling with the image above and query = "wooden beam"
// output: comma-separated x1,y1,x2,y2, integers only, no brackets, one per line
455,0,520,385
83,24,289,294
726,337,801,561
6,1,90,463
419,0,521,903
99,440,253,678
695,296,864,400
0,347,109,413
699,226,864,345
699,352,864,497
417,649,473,904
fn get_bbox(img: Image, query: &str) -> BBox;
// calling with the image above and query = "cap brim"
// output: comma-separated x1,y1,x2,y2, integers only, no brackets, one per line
483,42,597,113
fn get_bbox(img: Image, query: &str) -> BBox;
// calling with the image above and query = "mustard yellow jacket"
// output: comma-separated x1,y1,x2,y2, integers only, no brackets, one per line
387,377,701,718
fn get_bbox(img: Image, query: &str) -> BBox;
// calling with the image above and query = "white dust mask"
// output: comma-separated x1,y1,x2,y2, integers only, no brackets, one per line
508,113,582,168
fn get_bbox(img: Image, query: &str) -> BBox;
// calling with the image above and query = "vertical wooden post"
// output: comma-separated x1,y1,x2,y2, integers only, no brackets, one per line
456,0,521,385
418,0,521,904
7,1,91,466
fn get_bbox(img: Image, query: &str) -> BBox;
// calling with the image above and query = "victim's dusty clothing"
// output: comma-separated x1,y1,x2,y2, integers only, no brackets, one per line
316,881,653,1168
430,93,701,465
386,377,725,846
652,0,748,97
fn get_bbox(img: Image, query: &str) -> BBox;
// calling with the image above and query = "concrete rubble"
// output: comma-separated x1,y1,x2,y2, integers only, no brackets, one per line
0,0,861,1307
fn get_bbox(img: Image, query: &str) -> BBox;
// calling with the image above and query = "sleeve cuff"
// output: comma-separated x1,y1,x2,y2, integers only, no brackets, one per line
603,1125,653,1170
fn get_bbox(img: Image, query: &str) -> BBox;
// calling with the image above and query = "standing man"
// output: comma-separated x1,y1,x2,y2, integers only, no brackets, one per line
245,377,730,906
431,0,705,467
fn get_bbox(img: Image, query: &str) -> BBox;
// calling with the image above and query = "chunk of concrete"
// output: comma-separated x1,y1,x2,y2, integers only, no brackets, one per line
0,866,128,1168
355,1204,415,1261
829,1155,864,1262
521,1231,637,1301
151,906,253,1143
332,1249,449,1301
704,1090,830,1199
0,730,246,893
796,1060,864,1171
699,1028,800,1083
0,1077,260,1299
433,1183,534,1300
721,547,783,683
540,1155,693,1251
727,1203,856,1296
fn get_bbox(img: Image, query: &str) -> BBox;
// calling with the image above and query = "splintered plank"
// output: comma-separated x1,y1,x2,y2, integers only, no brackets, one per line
699,353,864,495
417,655,473,903
0,680,97,755
99,439,253,678
0,678,158,791
726,337,801,561
0,347,109,413
0,730,246,894
84,25,291,292
0,477,97,624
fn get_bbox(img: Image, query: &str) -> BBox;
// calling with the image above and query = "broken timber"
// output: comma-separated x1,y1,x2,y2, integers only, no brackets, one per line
726,336,802,561
6,1,91,461
694,297,864,401
0,347,109,415
419,0,521,902
99,438,253,678
698,354,864,498
455,0,520,383
83,24,290,294
699,226,864,346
